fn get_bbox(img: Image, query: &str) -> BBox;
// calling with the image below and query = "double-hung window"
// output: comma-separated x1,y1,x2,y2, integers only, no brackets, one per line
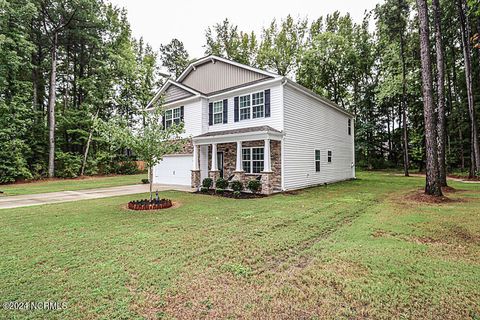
242,147,264,174
164,107,182,128
239,91,265,120
213,101,223,124
315,150,321,172
252,92,264,118
348,118,352,135
239,95,251,120
328,150,332,163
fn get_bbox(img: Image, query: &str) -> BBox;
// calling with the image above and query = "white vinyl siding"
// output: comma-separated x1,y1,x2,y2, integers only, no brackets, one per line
283,84,354,190
165,99,203,138
206,83,283,132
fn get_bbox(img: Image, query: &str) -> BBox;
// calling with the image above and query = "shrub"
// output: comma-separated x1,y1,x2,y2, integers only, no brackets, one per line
215,178,228,189
230,180,243,192
116,161,139,175
215,188,225,195
247,179,262,194
55,151,82,178
233,190,241,198
200,187,209,193
141,178,149,184
202,178,213,189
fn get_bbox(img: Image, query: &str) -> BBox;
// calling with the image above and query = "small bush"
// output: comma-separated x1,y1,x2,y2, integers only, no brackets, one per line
247,179,262,194
116,161,139,175
200,187,209,193
233,190,241,198
215,178,229,189
55,151,82,178
215,188,225,194
202,178,213,189
141,178,149,184
230,180,243,192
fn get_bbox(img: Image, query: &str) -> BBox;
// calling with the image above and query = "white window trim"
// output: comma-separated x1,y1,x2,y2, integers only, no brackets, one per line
327,150,333,164
242,147,265,174
315,149,321,172
239,91,265,121
164,106,182,128
212,100,224,125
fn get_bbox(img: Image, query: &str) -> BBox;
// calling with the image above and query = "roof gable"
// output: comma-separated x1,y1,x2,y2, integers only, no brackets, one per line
146,79,203,108
177,56,278,95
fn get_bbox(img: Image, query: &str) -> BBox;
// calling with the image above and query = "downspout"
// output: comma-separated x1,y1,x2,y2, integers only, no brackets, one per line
281,77,288,191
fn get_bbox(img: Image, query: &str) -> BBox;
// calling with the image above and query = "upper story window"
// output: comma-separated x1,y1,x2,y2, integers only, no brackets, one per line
348,118,352,135
315,150,321,172
239,95,251,120
164,107,182,128
239,91,264,120
252,92,264,118
242,147,264,174
213,101,223,124
328,150,332,163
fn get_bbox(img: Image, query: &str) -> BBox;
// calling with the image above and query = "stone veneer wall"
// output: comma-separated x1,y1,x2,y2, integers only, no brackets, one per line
177,139,194,155
207,140,281,191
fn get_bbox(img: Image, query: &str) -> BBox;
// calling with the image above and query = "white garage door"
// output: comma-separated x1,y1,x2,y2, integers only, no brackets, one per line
153,155,192,186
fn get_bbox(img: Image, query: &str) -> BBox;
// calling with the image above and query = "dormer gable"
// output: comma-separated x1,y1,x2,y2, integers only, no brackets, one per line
177,56,279,95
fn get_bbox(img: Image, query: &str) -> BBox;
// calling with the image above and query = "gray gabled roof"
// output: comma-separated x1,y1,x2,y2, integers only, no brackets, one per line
194,126,282,138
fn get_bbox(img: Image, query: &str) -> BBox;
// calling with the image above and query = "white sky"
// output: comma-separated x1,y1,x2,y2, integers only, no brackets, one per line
109,0,382,59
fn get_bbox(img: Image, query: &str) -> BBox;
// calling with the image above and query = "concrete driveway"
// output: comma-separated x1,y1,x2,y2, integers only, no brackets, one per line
0,184,194,210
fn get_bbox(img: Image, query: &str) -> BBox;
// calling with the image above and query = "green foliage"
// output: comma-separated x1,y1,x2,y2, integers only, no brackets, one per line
55,151,82,178
230,180,243,192
200,187,209,193
247,179,261,194
116,161,139,175
215,178,229,189
215,188,225,195
233,190,241,198
222,263,252,278
202,178,213,189
160,39,190,77
141,178,149,184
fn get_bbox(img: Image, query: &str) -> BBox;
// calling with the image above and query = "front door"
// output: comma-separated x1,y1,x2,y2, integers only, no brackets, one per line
217,152,224,178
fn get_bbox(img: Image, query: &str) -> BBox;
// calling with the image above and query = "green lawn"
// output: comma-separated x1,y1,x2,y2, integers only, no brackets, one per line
0,174,147,196
0,172,479,319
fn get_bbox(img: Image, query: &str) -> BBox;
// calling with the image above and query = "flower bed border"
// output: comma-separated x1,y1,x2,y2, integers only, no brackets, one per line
127,199,173,210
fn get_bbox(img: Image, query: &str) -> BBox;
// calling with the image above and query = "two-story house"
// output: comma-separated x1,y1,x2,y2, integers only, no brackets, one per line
147,55,355,194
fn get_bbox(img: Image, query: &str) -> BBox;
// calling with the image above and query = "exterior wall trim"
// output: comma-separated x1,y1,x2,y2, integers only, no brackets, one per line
193,131,284,145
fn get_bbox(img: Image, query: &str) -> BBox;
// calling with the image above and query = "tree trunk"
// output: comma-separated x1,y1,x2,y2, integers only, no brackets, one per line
432,0,447,187
416,0,443,196
399,29,410,177
47,31,58,178
149,165,153,201
80,109,100,176
458,0,480,175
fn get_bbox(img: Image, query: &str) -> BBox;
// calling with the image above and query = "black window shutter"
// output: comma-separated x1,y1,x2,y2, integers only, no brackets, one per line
264,89,271,118
180,106,185,122
208,102,213,125
234,97,239,122
162,113,166,128
223,99,228,124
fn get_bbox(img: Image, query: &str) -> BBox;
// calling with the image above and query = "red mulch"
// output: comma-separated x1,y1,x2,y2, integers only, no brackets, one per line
449,175,480,181
405,189,458,204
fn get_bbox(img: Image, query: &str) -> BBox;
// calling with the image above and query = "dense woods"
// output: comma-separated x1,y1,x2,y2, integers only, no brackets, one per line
1,0,480,196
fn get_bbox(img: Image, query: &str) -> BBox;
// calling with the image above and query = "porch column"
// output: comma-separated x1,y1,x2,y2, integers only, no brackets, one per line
192,144,199,170
264,139,272,172
211,143,218,171
191,143,201,188
235,141,243,171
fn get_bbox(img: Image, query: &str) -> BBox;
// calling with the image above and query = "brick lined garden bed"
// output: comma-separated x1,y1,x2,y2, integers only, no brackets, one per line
128,199,173,210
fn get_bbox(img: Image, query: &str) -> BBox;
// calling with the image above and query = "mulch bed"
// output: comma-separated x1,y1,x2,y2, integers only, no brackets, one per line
449,175,480,181
128,199,173,210
195,189,266,199
405,189,460,204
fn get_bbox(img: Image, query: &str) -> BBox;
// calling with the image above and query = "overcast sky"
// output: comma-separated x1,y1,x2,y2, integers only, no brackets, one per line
108,0,383,59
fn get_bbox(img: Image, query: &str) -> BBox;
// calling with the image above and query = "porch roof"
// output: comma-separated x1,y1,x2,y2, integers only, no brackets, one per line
193,126,283,145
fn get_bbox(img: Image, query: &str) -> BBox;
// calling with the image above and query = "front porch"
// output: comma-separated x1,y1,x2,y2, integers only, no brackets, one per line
191,126,283,195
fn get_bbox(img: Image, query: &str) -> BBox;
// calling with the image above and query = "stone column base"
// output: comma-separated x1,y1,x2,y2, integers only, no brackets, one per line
209,170,220,188
191,170,201,188
260,171,274,195
233,171,246,185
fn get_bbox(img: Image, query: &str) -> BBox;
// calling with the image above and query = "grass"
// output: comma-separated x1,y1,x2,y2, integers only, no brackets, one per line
0,171,479,319
0,174,147,196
